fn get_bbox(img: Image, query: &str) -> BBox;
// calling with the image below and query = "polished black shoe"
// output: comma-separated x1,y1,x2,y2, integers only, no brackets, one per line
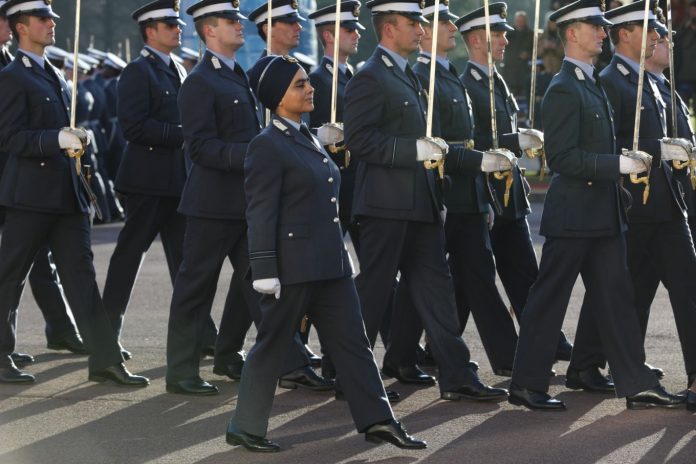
383,364,436,386
645,363,664,379
566,367,615,393
89,363,149,387
213,361,244,381
441,379,508,401
0,365,35,384
200,345,215,359
226,422,280,452
304,345,322,368
626,386,686,409
508,384,566,411
365,420,426,450
166,377,218,395
336,388,401,403
10,352,34,368
118,344,132,361
687,390,696,412
47,332,87,355
555,338,573,362
278,366,334,391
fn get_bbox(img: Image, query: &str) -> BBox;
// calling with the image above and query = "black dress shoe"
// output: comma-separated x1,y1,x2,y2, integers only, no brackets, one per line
555,338,573,362
441,379,508,401
687,390,696,412
10,352,34,368
278,366,334,391
226,422,280,452
89,363,149,387
508,384,566,411
383,364,436,386
336,388,401,403
365,420,426,450
566,367,615,393
304,345,322,368
645,363,664,379
213,361,244,381
166,377,218,395
0,365,35,384
626,386,686,409
200,345,215,359
47,332,87,355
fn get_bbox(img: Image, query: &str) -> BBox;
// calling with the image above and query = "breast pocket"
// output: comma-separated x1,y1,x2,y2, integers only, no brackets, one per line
220,94,255,132
387,95,423,133
582,105,610,139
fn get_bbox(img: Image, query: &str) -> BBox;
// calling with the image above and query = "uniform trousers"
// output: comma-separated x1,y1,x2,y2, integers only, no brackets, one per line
511,234,658,397
0,209,122,371
103,194,189,336
232,277,393,437
571,218,696,377
354,217,477,391
28,246,77,339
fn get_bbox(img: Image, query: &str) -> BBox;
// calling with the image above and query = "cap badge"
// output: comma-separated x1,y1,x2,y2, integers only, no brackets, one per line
599,0,605,12
500,5,507,19
291,0,298,10
173,0,180,12
44,0,52,5
232,0,240,7
353,4,360,17
419,0,425,9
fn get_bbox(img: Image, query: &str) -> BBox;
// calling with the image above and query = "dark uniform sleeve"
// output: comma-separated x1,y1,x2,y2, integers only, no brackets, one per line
542,82,619,180
244,134,283,280
344,69,418,168
0,72,61,158
117,62,183,149
178,74,247,172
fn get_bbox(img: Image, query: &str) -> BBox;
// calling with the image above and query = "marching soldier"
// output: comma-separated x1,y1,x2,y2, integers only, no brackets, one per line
343,0,508,402
103,0,218,358
0,0,147,387
227,53,425,452
570,0,696,405
0,1,85,361
508,0,682,411
407,0,518,376
457,2,573,363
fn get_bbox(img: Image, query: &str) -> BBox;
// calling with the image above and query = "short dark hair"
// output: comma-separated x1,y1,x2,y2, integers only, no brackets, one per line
609,24,634,46
194,16,218,44
557,22,571,45
316,23,334,48
139,22,155,43
257,19,281,41
8,14,30,39
372,14,398,41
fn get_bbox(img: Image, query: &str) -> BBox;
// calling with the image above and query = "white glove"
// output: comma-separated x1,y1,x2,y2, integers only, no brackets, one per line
59,127,91,150
619,150,652,174
416,136,448,162
480,148,515,172
518,128,544,151
317,122,344,146
487,204,495,230
253,278,281,299
660,137,692,162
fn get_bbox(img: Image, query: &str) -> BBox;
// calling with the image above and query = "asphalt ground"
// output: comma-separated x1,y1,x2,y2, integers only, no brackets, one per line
1,201,695,464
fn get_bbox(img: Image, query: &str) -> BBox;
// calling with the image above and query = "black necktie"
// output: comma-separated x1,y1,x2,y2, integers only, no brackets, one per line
405,64,419,90
299,124,315,144
44,61,60,84
344,67,353,80
169,59,181,87
592,68,602,90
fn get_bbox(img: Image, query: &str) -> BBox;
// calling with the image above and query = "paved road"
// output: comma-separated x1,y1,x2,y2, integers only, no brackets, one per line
1,202,694,464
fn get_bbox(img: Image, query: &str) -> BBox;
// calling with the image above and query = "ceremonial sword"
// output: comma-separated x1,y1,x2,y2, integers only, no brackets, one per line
526,0,545,179
422,0,445,179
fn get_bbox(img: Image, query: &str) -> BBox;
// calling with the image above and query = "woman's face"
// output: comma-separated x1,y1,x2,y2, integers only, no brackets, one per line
277,67,315,116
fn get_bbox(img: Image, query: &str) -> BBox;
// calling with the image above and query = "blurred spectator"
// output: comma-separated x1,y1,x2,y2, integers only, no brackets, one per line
676,1,696,105
503,11,534,99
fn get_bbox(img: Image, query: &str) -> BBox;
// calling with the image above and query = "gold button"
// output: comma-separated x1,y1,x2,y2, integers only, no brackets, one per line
330,197,337,203
333,217,339,223
328,177,334,183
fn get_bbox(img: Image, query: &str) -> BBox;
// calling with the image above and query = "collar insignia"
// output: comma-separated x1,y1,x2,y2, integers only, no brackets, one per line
272,119,289,133
575,67,585,81
22,56,32,67
471,68,482,81
326,62,334,73
141,48,150,57
211,56,221,69
381,54,394,68
417,56,430,64
617,63,629,76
